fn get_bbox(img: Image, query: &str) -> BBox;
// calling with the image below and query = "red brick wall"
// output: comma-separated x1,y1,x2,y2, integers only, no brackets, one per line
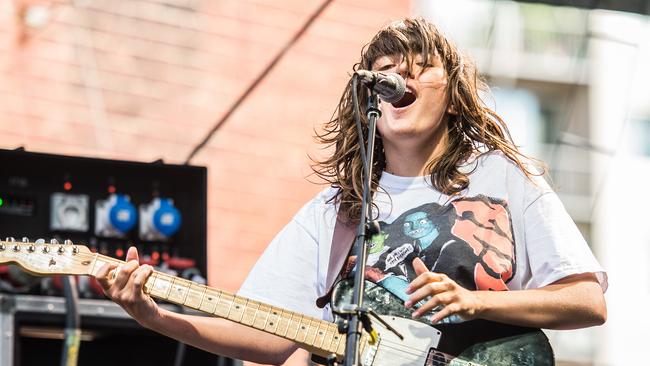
1,0,410,285
0,0,409,360
1,0,409,362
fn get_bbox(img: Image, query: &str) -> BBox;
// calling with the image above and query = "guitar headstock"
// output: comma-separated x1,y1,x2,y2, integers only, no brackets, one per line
0,237,95,276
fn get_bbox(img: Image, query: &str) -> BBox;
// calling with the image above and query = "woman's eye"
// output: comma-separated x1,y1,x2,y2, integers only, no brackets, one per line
377,64,395,71
416,62,434,68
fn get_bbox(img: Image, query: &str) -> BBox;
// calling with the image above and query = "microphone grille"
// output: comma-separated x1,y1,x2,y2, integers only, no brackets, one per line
381,73,406,103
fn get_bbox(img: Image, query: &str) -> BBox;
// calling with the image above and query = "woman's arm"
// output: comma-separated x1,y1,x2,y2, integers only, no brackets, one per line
96,247,298,365
406,258,607,329
146,309,298,364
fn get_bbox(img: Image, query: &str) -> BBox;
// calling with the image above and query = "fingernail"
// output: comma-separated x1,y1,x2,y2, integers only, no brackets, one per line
411,311,420,318
404,300,412,308
405,287,412,294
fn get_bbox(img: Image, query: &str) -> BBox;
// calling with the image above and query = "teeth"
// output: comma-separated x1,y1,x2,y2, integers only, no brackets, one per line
405,85,416,97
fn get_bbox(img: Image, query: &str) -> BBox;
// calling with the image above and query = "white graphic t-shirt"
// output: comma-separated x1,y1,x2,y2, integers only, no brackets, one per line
238,152,607,321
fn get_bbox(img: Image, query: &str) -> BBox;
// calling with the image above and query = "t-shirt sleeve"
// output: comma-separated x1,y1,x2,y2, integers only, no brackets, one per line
523,190,608,292
237,213,323,319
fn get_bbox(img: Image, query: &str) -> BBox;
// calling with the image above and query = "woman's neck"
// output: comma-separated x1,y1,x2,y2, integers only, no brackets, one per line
383,130,449,177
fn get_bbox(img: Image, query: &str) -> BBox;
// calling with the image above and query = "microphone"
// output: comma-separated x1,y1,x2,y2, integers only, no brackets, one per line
355,70,406,103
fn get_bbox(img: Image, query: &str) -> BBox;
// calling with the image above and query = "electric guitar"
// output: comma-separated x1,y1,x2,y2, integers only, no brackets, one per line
0,238,554,365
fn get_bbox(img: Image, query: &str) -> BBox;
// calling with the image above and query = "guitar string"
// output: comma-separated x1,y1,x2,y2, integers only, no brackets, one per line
364,341,451,364
62,251,464,363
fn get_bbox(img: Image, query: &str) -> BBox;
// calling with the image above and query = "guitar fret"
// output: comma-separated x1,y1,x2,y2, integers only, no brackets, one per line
304,318,318,346
296,316,309,343
199,288,221,314
149,273,173,298
254,304,271,330
228,296,247,322
312,321,324,348
215,292,234,318
167,277,189,304
241,300,259,326
184,283,206,309
264,307,280,333
162,274,173,298
275,309,291,337
286,313,300,340
143,271,156,295
322,325,336,353
335,332,346,356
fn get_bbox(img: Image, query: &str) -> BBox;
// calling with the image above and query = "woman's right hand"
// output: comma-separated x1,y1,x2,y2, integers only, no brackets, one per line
96,246,161,327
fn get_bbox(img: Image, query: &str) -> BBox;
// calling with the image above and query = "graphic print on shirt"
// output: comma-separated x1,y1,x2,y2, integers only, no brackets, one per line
342,195,516,302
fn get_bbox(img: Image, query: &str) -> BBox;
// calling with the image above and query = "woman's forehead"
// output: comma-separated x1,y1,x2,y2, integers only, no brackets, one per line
370,52,438,67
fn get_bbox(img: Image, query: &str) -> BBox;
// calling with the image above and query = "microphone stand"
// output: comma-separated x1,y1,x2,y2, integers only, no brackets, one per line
342,85,381,366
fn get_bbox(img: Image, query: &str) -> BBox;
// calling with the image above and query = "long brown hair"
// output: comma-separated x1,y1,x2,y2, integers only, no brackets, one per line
312,17,541,220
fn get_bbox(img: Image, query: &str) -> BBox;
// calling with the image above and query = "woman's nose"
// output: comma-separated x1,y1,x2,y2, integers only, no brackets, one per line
396,61,413,79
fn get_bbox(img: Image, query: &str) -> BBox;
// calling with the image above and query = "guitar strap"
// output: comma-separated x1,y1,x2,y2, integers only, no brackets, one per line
315,207,357,309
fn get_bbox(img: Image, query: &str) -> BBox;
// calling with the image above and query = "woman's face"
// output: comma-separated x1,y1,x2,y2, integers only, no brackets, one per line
371,52,452,151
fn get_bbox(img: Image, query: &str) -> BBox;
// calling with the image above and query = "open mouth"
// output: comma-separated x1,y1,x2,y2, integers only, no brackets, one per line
391,90,417,109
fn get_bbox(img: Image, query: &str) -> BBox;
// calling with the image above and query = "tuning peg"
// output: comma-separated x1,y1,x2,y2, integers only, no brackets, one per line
5,237,15,242
50,239,59,245
0,243,5,251
65,239,79,254
22,237,29,243
34,238,48,252
27,244,35,252
58,245,65,254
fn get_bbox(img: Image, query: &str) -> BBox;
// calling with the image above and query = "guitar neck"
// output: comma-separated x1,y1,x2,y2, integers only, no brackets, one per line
90,254,344,358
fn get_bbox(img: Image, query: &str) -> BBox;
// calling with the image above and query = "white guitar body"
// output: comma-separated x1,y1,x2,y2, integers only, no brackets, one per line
360,315,443,366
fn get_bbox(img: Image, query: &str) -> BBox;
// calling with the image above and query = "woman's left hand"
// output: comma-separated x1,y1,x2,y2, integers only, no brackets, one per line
405,257,486,323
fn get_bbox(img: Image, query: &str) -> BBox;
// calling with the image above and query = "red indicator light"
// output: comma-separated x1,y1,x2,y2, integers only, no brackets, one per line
116,248,124,257
63,182,72,191
108,185,116,193
152,251,160,261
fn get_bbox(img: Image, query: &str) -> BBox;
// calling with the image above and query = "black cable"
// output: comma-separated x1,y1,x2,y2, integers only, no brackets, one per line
184,0,335,164
172,304,187,366
60,276,81,366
